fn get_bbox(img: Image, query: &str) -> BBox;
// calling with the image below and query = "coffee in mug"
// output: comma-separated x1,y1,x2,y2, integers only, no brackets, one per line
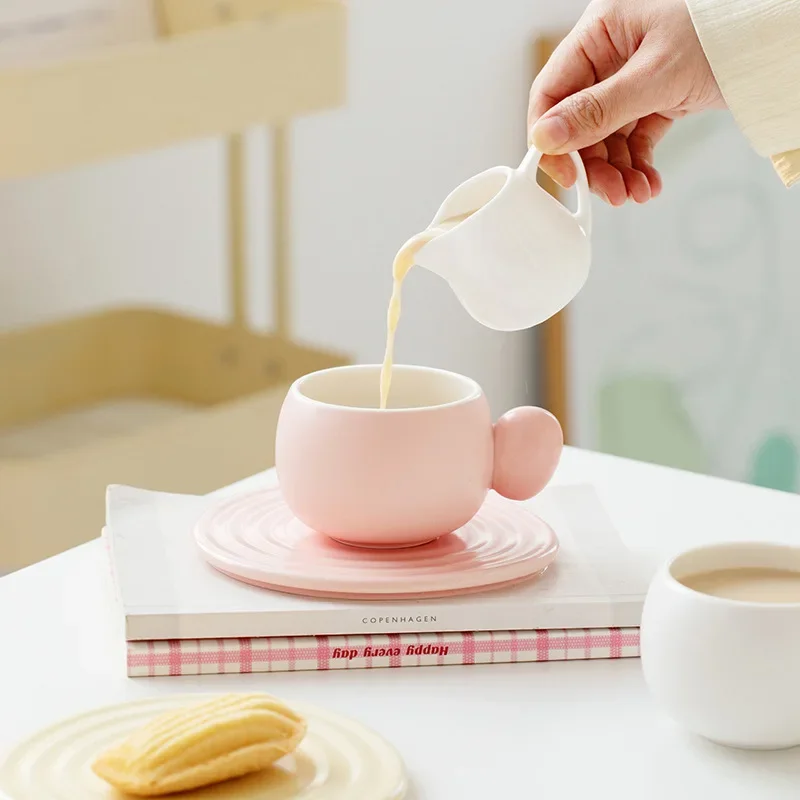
641,541,800,750
680,566,800,603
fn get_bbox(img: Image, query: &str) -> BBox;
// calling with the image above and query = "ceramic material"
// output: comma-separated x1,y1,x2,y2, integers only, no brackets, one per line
194,486,559,599
641,542,800,750
413,146,591,332
0,694,407,800
275,364,562,548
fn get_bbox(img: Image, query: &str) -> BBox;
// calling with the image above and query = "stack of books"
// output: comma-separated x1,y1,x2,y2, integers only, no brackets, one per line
105,479,650,677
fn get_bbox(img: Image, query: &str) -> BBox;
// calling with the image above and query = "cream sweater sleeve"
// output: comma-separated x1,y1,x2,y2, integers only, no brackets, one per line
685,0,800,186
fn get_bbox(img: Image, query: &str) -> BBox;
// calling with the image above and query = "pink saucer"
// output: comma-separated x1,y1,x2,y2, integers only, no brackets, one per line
194,487,559,599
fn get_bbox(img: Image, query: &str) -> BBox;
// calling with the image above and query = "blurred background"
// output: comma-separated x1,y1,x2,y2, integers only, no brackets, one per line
1,0,798,572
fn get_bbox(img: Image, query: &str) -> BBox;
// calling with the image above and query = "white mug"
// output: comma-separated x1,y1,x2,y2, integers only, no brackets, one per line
415,147,592,332
641,542,800,750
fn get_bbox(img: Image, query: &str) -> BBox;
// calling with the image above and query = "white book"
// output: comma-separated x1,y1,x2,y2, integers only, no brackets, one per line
106,477,652,642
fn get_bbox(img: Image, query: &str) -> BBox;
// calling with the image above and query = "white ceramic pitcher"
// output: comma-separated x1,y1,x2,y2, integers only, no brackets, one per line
415,148,592,331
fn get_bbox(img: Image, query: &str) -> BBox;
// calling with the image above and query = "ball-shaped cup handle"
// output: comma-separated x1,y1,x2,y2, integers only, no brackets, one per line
492,407,563,501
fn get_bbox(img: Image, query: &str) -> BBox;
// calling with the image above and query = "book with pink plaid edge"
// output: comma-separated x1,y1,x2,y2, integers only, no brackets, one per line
127,628,640,677
106,475,652,657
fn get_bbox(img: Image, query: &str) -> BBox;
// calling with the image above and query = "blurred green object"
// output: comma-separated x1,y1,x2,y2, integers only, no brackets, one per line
750,433,798,492
597,374,709,473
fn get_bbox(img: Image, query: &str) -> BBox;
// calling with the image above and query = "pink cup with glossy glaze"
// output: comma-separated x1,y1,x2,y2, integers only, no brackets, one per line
275,364,562,548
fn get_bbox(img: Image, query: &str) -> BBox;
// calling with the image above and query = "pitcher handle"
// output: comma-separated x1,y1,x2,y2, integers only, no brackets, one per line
520,147,592,237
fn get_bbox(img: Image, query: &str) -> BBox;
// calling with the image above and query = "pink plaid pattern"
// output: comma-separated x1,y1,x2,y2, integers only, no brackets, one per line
127,628,640,677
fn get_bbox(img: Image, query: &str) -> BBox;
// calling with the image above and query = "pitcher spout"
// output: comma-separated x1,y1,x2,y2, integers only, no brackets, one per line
411,231,455,282
412,166,512,282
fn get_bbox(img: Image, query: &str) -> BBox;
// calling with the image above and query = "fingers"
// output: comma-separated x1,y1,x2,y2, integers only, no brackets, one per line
627,114,671,199
627,113,672,163
528,3,631,132
539,154,578,188
538,125,667,205
535,113,671,206
538,140,630,205
584,158,627,206
634,160,663,198
527,17,599,131
577,141,611,199
531,46,657,155
605,133,650,203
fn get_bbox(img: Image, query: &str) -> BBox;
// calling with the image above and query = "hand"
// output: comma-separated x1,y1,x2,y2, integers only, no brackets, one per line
527,0,724,205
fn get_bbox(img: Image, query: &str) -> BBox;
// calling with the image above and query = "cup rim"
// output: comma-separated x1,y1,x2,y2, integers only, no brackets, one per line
291,364,483,413
665,541,800,608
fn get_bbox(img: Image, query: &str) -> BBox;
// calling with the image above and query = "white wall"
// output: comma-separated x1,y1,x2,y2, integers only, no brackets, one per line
568,110,800,492
0,0,586,417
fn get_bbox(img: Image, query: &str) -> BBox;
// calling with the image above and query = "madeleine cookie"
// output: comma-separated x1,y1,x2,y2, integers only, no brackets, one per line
91,693,306,796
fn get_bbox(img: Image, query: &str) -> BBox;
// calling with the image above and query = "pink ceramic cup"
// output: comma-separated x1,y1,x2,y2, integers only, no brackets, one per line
275,364,563,548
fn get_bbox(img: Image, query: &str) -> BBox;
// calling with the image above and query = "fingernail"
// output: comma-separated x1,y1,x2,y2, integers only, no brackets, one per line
531,116,570,153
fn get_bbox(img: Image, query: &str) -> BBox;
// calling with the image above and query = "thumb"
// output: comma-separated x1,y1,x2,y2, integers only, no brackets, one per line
530,49,657,154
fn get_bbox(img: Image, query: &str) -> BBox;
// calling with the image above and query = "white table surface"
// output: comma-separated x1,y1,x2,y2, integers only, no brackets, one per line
3,446,800,799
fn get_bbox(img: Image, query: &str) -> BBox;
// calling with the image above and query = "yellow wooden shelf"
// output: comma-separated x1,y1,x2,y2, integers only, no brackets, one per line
0,0,350,569
0,0,346,179
0,309,347,568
